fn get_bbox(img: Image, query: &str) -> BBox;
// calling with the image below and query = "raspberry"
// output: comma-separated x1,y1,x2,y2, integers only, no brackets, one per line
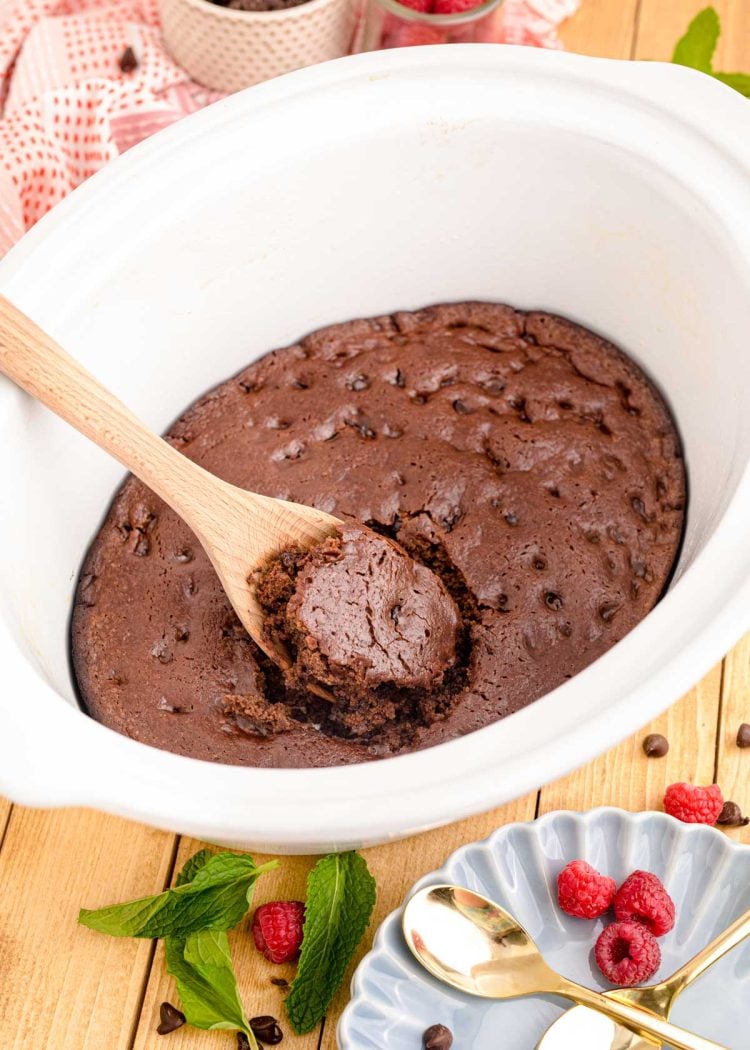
594,921,661,986
252,901,305,964
557,860,616,919
389,23,446,46
613,870,675,936
396,0,432,11
433,0,481,13
663,782,724,825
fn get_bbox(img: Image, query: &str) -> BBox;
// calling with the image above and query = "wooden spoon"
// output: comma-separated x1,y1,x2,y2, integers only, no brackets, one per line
0,294,340,674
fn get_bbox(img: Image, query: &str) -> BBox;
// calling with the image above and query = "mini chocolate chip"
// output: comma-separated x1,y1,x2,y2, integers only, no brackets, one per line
174,548,193,563
717,801,749,827
643,733,669,758
237,1035,251,1050
390,368,405,387
270,977,289,988
290,376,310,389
266,416,290,430
119,46,138,73
544,591,563,611
382,422,404,439
737,723,750,748
132,535,151,557
452,399,472,414
344,418,376,439
249,1015,283,1045
156,1001,185,1035
532,557,546,571
346,373,370,392
483,378,505,394
390,604,401,623
423,1023,453,1050
631,496,647,519
158,697,191,714
599,602,620,622
238,377,262,394
504,511,518,526
412,394,427,405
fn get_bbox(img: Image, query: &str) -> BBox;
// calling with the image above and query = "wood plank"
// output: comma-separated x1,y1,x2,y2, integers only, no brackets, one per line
539,664,723,814
0,798,12,846
716,633,750,845
0,807,175,1050
560,0,641,59
635,0,750,65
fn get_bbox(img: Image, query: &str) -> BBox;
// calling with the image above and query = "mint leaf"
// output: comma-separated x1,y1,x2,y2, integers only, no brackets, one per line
176,848,214,887
79,852,277,938
285,852,376,1035
165,851,258,1047
714,71,750,97
165,930,258,1047
672,6,720,72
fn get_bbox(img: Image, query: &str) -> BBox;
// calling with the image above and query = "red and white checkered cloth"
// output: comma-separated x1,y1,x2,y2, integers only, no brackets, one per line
0,0,578,257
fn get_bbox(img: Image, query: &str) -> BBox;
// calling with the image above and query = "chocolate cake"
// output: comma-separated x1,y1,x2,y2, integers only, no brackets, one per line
71,302,685,767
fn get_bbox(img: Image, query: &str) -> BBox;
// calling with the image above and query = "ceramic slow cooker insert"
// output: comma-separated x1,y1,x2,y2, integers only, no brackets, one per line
0,46,749,853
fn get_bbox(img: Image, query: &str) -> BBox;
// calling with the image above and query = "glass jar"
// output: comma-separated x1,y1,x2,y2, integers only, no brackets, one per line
356,0,504,51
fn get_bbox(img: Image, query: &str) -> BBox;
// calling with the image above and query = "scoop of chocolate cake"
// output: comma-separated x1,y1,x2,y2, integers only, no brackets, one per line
257,524,462,702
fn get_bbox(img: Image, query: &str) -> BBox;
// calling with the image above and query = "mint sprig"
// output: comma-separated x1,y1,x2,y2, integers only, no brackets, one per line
165,851,259,1047
672,7,750,97
78,852,277,939
285,851,377,1035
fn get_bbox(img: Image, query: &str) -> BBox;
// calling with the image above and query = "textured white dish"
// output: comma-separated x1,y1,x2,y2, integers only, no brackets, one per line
339,809,750,1049
1,47,750,852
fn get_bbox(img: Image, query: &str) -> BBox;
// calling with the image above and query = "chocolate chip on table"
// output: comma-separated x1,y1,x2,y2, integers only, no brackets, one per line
270,976,289,988
717,801,749,827
737,723,750,748
642,733,669,758
423,1023,453,1050
156,1001,185,1035
119,46,138,73
237,1034,251,1050
250,1015,284,1044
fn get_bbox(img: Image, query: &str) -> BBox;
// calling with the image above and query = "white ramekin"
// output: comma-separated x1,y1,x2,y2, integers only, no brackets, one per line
159,0,357,93
1,47,749,854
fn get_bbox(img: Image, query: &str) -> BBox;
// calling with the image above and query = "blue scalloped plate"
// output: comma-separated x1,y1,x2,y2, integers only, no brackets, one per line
339,808,750,1049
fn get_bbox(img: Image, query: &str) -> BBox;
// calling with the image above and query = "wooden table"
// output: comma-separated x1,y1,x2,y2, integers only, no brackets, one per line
1,3,749,1046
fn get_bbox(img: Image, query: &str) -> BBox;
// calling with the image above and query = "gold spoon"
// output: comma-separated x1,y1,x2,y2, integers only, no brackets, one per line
402,886,728,1050
536,905,750,1049
0,294,339,676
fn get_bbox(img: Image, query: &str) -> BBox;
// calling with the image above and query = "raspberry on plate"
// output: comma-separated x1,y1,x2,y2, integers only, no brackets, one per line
395,0,432,11
252,900,305,964
614,870,675,936
594,921,661,986
663,782,724,825
556,860,616,919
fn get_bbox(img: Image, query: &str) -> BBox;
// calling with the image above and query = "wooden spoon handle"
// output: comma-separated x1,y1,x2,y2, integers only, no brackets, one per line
0,294,228,527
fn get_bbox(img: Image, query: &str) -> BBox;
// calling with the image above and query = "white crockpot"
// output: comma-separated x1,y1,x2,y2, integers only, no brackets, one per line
1,47,749,854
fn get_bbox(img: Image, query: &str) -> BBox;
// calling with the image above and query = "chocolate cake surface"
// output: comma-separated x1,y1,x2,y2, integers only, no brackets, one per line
71,302,685,767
